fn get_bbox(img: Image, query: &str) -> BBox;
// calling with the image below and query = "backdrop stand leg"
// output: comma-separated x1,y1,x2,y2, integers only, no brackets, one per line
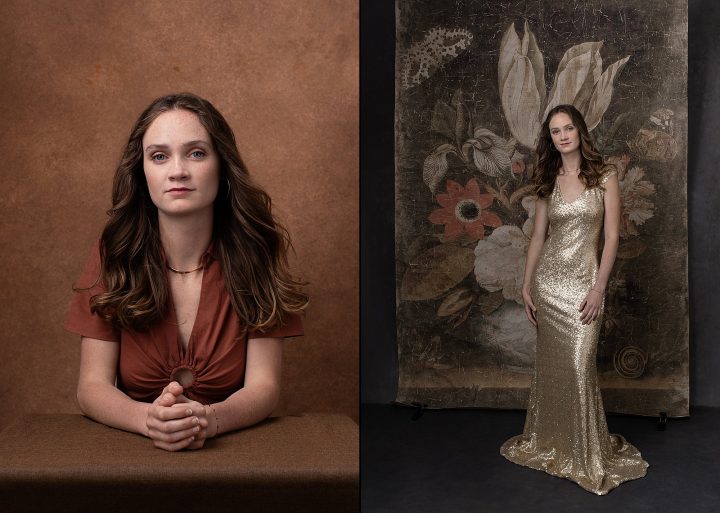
410,402,425,421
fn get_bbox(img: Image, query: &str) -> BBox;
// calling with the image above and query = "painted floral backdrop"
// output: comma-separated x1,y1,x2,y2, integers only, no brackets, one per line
395,0,688,416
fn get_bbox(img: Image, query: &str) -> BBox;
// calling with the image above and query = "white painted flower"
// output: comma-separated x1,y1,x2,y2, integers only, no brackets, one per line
499,21,630,148
473,225,529,304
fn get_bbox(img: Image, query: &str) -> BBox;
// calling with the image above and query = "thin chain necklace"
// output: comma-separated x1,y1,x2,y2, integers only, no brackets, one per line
560,166,581,175
167,262,204,274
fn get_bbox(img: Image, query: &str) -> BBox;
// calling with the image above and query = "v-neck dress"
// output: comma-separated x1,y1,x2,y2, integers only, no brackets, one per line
499,169,648,494
65,241,303,405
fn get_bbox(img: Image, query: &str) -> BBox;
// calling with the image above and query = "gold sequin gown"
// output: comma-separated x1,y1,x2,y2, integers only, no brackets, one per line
500,170,648,495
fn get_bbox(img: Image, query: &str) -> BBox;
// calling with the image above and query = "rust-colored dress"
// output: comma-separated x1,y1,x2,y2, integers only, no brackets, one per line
65,242,303,405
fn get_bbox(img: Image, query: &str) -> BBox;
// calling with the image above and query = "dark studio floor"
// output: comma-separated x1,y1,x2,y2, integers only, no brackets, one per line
361,404,720,513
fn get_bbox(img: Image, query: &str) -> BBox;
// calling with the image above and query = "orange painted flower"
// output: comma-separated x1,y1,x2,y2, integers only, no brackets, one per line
429,179,502,241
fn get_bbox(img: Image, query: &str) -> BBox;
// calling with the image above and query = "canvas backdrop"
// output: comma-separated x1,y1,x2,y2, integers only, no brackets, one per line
394,0,689,416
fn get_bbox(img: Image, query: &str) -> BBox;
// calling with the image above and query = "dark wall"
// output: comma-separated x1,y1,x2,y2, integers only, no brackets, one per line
361,0,720,408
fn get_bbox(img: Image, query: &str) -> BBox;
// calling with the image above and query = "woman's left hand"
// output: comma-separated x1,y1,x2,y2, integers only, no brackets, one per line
170,396,213,450
578,289,603,325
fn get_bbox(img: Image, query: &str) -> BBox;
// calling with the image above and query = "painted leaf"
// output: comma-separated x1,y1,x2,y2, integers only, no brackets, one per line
431,99,456,140
523,21,546,107
400,243,476,301
451,304,473,328
501,54,541,149
437,288,474,317
584,56,631,130
423,144,457,193
498,23,521,92
575,45,603,113
543,41,603,121
450,88,463,108
453,91,469,147
476,290,505,314
403,233,445,264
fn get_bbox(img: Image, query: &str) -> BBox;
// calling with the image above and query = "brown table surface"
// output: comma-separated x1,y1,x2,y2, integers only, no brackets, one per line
0,413,358,513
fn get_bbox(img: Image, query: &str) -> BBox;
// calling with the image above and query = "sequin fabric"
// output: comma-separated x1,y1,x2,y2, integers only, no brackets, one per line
500,170,648,495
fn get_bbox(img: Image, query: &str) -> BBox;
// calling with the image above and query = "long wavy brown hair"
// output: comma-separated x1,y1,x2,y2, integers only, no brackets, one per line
86,93,308,333
533,104,606,198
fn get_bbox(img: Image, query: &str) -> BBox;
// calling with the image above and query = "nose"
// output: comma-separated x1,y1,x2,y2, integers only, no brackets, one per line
168,157,189,181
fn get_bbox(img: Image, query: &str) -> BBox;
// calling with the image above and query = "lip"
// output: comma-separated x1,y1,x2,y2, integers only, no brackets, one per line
166,187,194,195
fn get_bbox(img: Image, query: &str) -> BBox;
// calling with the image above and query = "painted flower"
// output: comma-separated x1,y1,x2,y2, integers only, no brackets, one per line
472,302,536,371
619,166,656,238
429,179,502,241
424,127,516,194
473,225,528,304
628,128,678,163
461,128,515,178
498,21,630,148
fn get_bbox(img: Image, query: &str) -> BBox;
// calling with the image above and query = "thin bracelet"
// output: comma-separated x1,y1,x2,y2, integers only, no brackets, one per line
590,288,604,295
210,404,220,438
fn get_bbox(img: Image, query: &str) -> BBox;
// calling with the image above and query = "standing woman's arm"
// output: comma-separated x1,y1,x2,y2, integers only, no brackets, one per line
579,174,621,324
203,337,283,437
522,198,550,326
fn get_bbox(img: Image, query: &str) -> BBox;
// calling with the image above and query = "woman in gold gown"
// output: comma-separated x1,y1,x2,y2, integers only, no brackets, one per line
499,104,648,494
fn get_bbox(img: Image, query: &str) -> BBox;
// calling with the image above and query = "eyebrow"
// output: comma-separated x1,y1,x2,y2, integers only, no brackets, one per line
144,140,211,153
550,124,574,130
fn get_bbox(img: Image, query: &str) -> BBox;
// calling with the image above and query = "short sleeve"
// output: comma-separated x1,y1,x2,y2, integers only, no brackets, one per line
600,167,618,185
248,312,304,339
64,240,120,342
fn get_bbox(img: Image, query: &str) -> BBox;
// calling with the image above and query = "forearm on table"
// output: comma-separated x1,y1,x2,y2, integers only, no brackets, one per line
209,381,280,436
77,380,149,436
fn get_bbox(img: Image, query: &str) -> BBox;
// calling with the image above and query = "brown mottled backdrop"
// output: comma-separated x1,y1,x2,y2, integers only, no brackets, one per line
0,0,358,430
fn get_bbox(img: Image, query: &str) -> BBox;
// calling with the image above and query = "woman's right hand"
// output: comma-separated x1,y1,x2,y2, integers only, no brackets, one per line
522,287,537,326
145,381,206,451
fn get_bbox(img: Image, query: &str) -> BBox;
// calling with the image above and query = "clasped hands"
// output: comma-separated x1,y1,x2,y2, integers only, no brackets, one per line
145,381,217,452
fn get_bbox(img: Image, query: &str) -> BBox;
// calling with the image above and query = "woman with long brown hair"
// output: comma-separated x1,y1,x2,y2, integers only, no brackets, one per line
499,104,648,494
66,93,308,451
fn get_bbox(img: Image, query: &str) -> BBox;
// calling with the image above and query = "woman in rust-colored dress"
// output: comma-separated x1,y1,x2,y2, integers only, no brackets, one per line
66,93,307,451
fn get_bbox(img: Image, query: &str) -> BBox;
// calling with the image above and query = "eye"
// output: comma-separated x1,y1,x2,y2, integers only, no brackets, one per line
189,150,206,158
151,153,167,162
